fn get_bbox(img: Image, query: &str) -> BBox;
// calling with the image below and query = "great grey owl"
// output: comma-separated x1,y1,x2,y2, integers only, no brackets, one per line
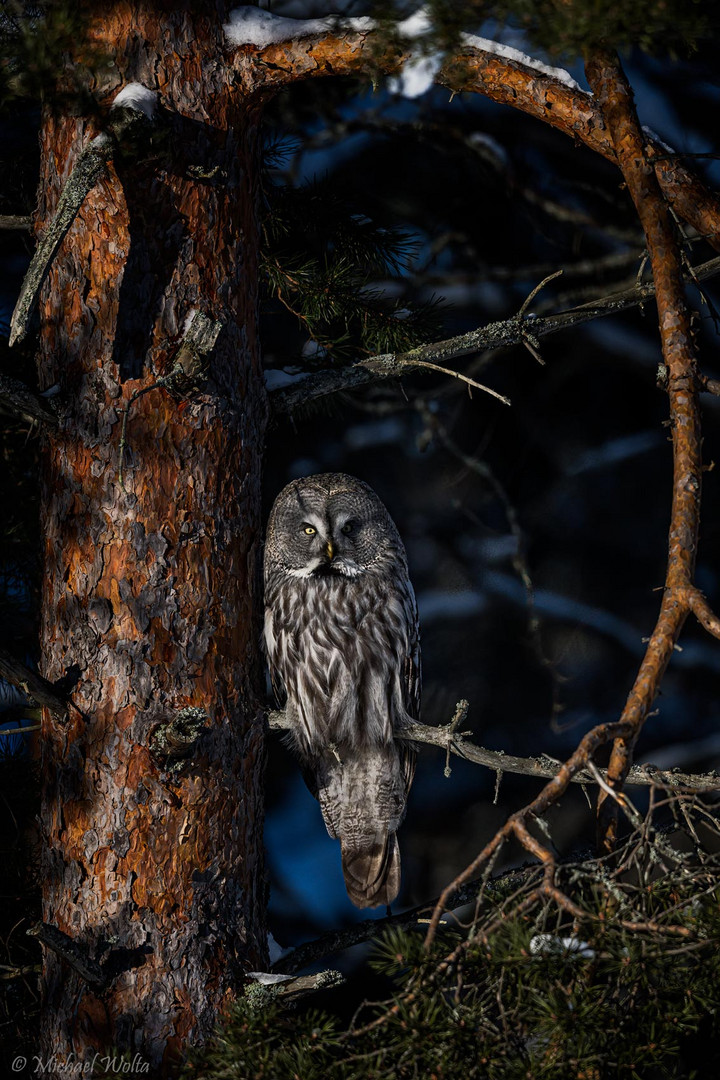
264,472,420,909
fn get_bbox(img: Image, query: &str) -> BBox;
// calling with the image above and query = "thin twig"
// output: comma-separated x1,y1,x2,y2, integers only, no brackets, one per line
269,254,720,415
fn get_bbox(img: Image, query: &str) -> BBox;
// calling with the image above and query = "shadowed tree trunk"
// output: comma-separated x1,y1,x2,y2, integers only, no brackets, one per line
34,4,267,1069
23,2,720,1073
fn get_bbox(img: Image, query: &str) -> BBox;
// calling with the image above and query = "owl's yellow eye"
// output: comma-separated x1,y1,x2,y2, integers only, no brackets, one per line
341,523,353,535
304,525,316,535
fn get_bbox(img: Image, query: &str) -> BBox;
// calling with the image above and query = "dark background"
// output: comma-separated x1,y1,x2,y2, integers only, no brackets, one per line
2,5,720,985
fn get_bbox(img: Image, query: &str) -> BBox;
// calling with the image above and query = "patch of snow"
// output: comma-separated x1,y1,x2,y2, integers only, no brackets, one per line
467,131,509,168
461,33,583,91
301,338,328,360
396,7,433,38
224,6,373,47
247,971,295,984
417,590,487,622
344,417,404,450
566,430,662,476
639,731,720,771
389,51,442,99
182,308,199,336
388,6,442,99
0,679,23,708
112,82,157,119
642,124,674,153
263,367,312,391
267,932,292,964
530,934,595,959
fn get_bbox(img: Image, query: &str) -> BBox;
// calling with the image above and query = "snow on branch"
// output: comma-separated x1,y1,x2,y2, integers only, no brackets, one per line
460,33,582,91
240,23,720,252
223,6,372,48
225,5,579,99
111,81,158,119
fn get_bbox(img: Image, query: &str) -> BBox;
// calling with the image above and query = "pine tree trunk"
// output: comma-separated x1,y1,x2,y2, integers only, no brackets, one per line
33,6,267,1070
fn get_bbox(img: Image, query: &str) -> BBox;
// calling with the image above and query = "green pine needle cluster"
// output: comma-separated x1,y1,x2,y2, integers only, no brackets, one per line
369,0,716,62
186,794,720,1079
261,177,443,367
484,0,718,58
0,1,105,112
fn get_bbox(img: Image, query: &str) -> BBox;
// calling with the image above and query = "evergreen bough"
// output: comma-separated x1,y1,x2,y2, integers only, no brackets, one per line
186,793,720,1079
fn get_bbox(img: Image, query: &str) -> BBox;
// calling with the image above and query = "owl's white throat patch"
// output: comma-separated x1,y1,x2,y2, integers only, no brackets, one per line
309,558,364,579
328,559,364,578
284,559,364,579
285,559,324,579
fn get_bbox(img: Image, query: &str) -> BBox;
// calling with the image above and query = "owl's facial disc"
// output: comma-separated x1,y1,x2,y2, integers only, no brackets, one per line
300,513,365,579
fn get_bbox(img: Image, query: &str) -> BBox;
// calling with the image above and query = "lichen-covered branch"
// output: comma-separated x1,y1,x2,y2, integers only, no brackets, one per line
422,717,635,947
9,132,113,347
584,49,711,852
268,709,720,792
269,255,720,414
0,373,59,427
10,102,157,348
0,214,31,230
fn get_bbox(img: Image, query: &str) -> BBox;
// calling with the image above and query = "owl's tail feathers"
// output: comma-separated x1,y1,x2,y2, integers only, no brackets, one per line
341,832,400,909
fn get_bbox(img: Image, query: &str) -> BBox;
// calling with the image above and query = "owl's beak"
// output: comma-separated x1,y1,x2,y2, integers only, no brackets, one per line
325,539,334,561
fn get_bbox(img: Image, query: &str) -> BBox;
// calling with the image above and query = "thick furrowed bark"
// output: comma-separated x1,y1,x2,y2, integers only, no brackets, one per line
34,7,267,1069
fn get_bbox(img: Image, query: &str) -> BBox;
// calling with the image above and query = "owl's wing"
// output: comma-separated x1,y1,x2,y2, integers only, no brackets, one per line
269,664,286,708
400,598,421,791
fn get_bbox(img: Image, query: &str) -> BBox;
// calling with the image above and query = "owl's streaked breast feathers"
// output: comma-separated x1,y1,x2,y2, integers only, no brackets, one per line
264,472,420,908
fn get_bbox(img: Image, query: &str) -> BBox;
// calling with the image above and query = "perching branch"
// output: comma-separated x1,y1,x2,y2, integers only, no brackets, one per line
0,214,31,230
0,647,68,721
584,49,714,853
267,708,720,793
269,255,720,414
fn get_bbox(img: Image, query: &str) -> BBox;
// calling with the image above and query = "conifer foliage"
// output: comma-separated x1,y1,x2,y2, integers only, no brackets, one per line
187,794,720,1079
1,0,720,1074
